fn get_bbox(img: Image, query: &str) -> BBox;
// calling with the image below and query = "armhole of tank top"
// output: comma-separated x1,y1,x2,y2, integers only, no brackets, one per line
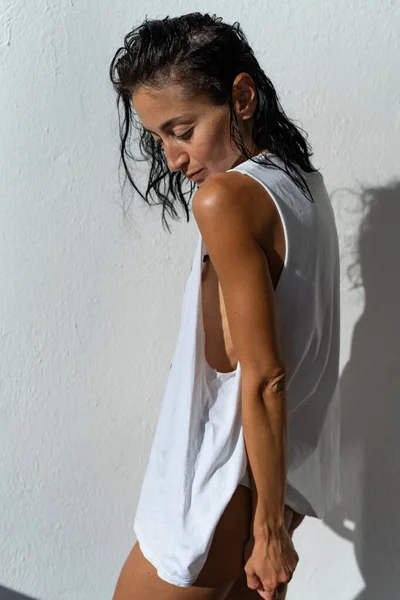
230,168,290,272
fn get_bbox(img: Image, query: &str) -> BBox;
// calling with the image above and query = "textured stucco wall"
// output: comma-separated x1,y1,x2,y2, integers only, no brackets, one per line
1,1,399,598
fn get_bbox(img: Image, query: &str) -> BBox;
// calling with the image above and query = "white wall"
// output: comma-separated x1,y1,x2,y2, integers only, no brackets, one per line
1,1,399,598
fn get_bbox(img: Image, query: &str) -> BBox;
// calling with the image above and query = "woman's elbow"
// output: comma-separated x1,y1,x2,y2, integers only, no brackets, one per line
242,363,287,397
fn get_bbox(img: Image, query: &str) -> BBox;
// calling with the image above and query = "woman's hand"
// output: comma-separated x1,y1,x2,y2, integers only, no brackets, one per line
243,529,299,599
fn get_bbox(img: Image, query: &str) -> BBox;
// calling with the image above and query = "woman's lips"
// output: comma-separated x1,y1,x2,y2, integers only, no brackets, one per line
188,169,204,181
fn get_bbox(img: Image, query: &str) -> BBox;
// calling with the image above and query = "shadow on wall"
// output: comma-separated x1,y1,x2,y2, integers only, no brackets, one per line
324,181,400,599
0,587,39,600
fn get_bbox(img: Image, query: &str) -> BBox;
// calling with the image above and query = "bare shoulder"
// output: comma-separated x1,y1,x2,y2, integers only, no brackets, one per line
192,170,278,242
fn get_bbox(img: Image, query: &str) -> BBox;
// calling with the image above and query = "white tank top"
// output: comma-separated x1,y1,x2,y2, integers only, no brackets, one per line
133,152,341,587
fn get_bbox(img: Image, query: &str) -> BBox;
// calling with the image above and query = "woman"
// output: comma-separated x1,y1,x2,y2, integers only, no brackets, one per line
109,12,340,600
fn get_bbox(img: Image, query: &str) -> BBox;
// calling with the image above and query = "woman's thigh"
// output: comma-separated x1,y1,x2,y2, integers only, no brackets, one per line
112,484,253,600
112,485,305,600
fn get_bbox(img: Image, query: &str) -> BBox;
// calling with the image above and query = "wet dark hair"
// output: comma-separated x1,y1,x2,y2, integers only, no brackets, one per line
109,12,318,231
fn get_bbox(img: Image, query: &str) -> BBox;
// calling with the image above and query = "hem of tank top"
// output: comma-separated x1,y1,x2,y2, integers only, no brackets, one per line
285,492,318,518
133,519,196,587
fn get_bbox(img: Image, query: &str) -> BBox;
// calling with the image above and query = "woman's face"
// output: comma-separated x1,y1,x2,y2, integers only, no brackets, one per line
132,82,259,186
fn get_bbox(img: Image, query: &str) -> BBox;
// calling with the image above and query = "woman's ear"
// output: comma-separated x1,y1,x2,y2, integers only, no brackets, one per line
232,72,258,121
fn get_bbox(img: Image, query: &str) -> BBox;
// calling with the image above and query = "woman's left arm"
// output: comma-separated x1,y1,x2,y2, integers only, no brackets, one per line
193,175,298,600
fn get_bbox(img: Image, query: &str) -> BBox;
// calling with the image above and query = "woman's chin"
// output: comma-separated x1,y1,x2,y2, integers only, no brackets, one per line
196,175,208,186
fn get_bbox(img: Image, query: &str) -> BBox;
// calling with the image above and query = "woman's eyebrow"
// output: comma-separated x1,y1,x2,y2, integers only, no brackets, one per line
144,114,192,134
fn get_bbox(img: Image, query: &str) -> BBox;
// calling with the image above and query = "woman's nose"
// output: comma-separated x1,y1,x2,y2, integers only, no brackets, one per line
165,146,188,173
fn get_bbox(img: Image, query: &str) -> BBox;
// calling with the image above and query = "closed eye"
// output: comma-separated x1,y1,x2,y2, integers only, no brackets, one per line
151,128,193,150
176,128,193,141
